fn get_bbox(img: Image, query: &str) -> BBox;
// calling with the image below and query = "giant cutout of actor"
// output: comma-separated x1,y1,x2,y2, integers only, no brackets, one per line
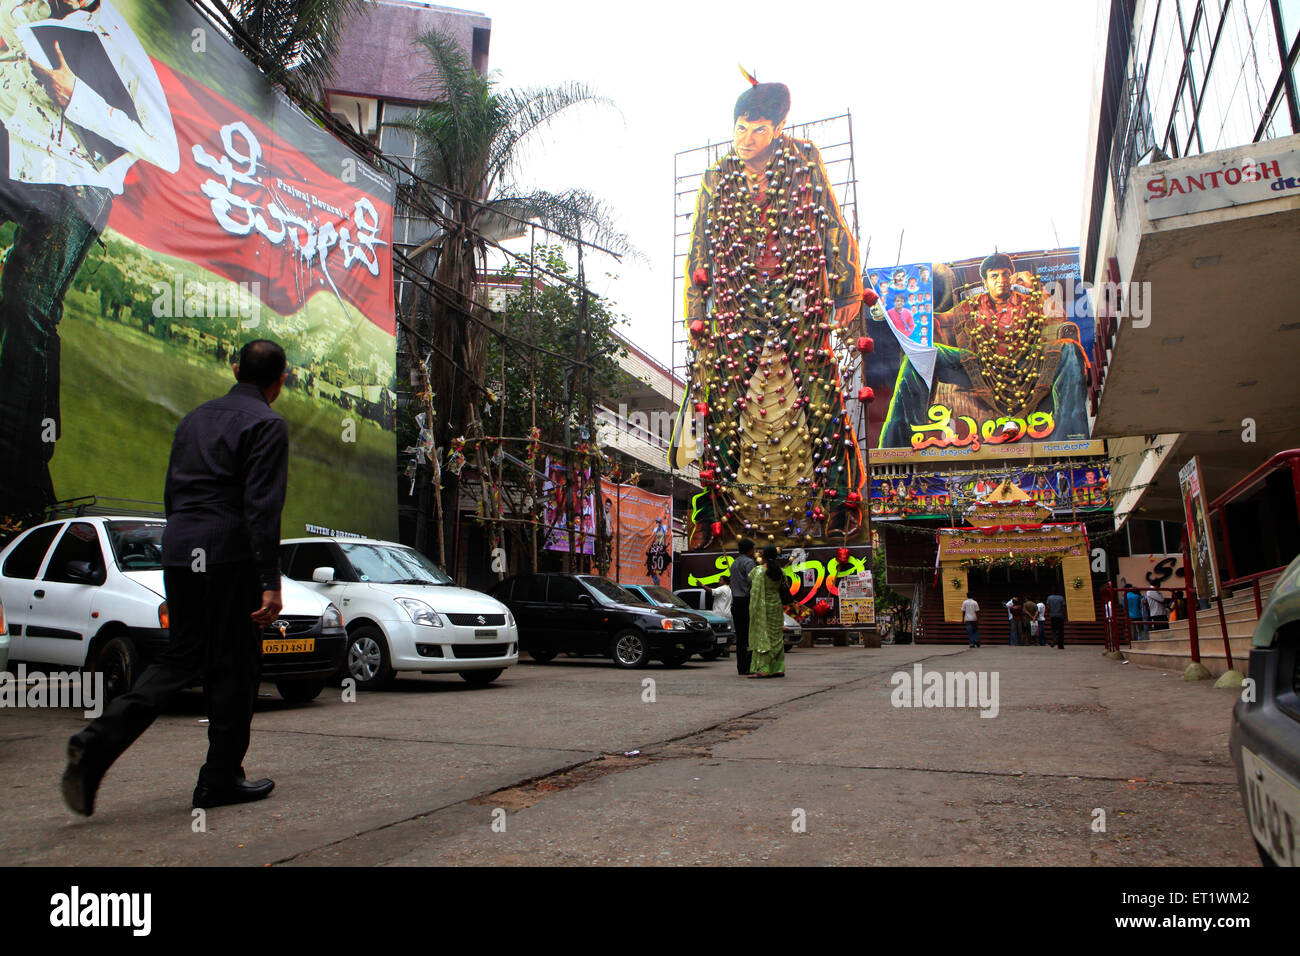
0,0,179,520
878,253,1089,449
673,79,866,549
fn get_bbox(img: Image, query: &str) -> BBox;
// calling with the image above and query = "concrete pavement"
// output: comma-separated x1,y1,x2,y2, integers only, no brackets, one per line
0,645,1258,865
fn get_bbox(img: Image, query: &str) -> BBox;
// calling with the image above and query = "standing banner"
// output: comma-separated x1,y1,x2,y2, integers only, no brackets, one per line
542,456,593,555
1178,456,1222,600
0,0,397,538
603,482,673,587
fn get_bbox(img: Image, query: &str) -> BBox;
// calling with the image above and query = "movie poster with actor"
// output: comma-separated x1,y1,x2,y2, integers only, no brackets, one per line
671,71,870,551
0,0,397,540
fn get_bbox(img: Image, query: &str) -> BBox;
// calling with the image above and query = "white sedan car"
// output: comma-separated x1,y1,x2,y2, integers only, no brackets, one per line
280,537,519,689
0,516,347,702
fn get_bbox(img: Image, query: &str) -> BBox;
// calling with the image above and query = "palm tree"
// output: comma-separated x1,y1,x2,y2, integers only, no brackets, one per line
222,0,371,96
393,29,628,561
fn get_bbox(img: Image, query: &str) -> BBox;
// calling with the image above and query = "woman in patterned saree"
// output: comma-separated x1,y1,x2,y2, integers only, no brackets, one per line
748,544,788,678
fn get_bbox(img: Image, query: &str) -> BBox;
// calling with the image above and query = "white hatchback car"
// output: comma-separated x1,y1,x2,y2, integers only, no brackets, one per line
0,517,347,702
280,537,519,689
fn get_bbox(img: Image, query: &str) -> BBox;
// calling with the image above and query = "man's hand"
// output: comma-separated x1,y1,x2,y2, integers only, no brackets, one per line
29,42,76,109
251,590,283,627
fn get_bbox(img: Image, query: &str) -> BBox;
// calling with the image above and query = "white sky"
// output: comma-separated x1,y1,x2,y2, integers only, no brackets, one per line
471,0,1103,369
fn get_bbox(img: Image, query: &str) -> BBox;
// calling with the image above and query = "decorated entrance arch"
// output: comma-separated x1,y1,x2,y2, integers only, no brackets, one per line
936,480,1095,622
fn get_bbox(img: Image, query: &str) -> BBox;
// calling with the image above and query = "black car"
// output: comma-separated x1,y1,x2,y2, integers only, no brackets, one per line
489,573,715,668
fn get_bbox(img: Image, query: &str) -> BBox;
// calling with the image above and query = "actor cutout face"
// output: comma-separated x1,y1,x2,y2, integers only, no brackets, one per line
733,114,783,169
985,266,1013,302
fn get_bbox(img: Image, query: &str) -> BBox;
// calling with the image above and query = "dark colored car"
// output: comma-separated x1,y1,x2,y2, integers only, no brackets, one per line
489,573,715,668
1229,554,1300,866
622,583,730,660
675,586,803,651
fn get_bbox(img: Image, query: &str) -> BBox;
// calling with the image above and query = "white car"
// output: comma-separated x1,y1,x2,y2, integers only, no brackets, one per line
280,537,519,689
0,516,346,702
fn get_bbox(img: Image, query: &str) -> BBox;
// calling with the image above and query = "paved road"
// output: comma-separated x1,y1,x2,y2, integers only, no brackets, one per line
0,645,1257,865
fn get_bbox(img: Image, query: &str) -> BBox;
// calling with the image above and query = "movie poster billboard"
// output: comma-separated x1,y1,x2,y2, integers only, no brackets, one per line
669,82,867,551
1178,456,1221,600
864,248,1093,453
870,464,1111,519
602,482,673,587
542,457,593,554
0,0,397,538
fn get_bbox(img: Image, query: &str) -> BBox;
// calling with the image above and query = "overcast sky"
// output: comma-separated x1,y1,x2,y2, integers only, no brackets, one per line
469,0,1103,367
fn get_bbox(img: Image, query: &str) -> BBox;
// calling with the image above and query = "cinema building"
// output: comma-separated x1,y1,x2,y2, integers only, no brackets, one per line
1079,0,1300,673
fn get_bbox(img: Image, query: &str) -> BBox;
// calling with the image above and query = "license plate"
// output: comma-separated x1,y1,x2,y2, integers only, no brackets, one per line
1242,748,1300,866
716,635,728,644
263,638,315,655
474,629,498,638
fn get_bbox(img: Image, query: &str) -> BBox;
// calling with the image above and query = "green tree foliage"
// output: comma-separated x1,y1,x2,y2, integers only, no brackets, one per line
225,0,370,96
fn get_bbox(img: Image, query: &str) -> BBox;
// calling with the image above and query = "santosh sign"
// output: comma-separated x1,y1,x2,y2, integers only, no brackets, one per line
1143,138,1300,220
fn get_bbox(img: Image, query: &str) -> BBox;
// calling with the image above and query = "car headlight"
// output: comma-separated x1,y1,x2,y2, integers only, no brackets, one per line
321,602,344,633
505,609,516,628
395,597,443,627
661,618,688,631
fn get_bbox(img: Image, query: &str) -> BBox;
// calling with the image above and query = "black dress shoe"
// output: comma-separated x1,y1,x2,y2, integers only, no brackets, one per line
62,737,105,817
192,778,275,809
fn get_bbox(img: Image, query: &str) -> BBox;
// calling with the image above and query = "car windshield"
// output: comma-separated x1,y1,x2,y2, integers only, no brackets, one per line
642,585,690,609
107,520,166,571
582,576,640,606
339,543,453,585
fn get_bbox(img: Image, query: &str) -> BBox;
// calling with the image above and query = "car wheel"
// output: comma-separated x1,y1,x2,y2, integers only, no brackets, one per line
528,648,557,664
459,668,504,685
660,650,690,667
699,648,723,661
94,635,140,701
611,630,651,668
345,626,394,690
275,679,325,703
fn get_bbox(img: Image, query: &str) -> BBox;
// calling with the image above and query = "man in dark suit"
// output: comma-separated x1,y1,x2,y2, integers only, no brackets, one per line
62,340,290,815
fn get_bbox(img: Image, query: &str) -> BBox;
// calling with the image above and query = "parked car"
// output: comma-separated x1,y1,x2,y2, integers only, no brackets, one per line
280,536,518,689
491,573,715,668
0,591,8,674
622,583,730,660
0,517,345,702
675,586,803,651
1229,553,1300,866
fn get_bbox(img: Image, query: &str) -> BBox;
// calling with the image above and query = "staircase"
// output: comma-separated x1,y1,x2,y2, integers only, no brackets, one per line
916,576,1109,645
1123,571,1281,677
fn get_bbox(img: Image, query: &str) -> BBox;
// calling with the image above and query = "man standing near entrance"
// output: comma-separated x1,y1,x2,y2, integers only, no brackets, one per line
62,340,290,815
961,593,980,648
1046,589,1067,649
730,538,757,675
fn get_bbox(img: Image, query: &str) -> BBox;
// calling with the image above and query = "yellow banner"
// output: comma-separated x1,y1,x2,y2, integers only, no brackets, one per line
941,568,969,622
1061,555,1096,621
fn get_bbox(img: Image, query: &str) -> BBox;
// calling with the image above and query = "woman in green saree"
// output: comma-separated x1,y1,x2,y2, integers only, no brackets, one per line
749,545,788,678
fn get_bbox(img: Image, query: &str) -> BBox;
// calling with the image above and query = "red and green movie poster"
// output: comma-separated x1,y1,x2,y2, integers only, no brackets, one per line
0,0,397,538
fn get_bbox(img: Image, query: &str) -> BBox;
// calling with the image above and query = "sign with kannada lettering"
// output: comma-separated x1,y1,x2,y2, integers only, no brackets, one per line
0,0,397,538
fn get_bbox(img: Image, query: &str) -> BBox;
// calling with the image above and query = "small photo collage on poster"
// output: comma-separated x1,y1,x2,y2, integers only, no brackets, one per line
867,263,933,348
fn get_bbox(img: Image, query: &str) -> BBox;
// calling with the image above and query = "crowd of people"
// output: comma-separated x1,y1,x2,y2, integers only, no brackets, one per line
959,591,1069,649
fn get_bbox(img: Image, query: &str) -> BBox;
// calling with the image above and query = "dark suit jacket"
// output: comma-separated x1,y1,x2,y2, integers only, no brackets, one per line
161,383,289,591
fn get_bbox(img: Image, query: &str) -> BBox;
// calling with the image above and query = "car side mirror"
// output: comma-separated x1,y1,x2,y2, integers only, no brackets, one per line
576,593,594,607
312,567,336,584
66,561,96,583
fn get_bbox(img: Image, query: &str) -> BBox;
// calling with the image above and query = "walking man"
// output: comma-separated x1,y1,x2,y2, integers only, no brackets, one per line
961,592,980,648
62,340,290,814
1005,595,1021,645
730,538,757,675
1046,589,1067,649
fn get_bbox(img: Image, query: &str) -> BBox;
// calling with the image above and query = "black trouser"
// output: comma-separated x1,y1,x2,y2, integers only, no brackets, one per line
1051,616,1065,648
732,596,751,675
0,180,113,520
73,563,264,789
